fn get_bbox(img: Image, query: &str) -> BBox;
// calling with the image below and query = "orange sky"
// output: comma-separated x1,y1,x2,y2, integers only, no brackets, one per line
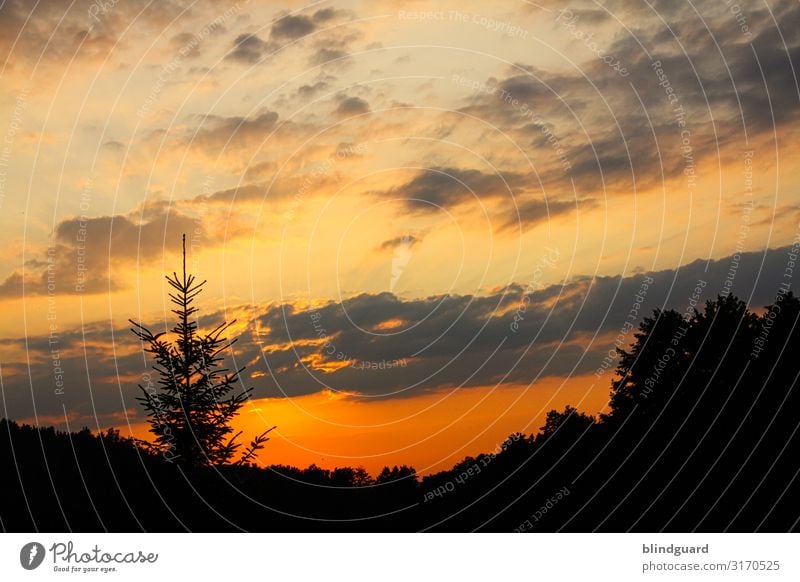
122,374,608,475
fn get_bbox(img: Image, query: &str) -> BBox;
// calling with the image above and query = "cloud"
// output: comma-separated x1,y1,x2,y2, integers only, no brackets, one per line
4,243,796,427
225,8,349,64
242,243,800,400
502,198,583,231
0,207,201,299
101,140,125,152
169,32,204,58
379,235,421,251
335,96,370,117
227,33,273,64
376,166,529,213
271,14,317,40
271,8,346,40
295,80,331,100
0,0,190,66
309,48,350,67
183,110,280,151
312,8,343,24
198,183,266,203
449,0,800,201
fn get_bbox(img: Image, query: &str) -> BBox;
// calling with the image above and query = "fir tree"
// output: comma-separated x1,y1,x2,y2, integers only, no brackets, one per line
130,235,274,466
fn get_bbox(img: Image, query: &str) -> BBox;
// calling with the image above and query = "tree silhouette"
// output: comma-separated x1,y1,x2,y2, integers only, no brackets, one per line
130,235,274,467
538,406,595,439
376,465,417,483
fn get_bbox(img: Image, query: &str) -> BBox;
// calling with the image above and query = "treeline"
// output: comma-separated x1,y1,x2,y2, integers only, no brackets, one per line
2,293,799,531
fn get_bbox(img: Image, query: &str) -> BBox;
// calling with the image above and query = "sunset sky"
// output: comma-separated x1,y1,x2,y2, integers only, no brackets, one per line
0,0,798,474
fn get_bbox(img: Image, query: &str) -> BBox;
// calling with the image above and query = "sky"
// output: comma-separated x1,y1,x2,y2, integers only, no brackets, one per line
0,0,798,474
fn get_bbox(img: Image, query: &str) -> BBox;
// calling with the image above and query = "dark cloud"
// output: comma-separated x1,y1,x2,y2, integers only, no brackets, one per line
295,80,330,100
271,14,316,40
3,244,795,427
335,96,370,117
453,0,800,201
376,166,529,213
244,243,800,399
312,8,340,23
309,48,350,67
226,8,349,65
0,208,200,298
101,140,125,152
502,198,581,231
270,8,346,41
227,33,273,64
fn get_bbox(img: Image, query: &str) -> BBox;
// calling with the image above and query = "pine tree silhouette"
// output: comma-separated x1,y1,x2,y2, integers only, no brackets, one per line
130,235,274,467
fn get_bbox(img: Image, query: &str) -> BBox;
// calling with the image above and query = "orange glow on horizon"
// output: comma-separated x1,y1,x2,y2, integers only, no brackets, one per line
125,374,609,475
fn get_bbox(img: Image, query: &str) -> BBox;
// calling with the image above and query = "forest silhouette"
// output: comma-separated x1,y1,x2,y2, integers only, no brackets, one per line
2,286,800,531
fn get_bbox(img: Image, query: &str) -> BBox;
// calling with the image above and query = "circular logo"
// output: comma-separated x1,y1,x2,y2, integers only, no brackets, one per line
19,542,45,570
